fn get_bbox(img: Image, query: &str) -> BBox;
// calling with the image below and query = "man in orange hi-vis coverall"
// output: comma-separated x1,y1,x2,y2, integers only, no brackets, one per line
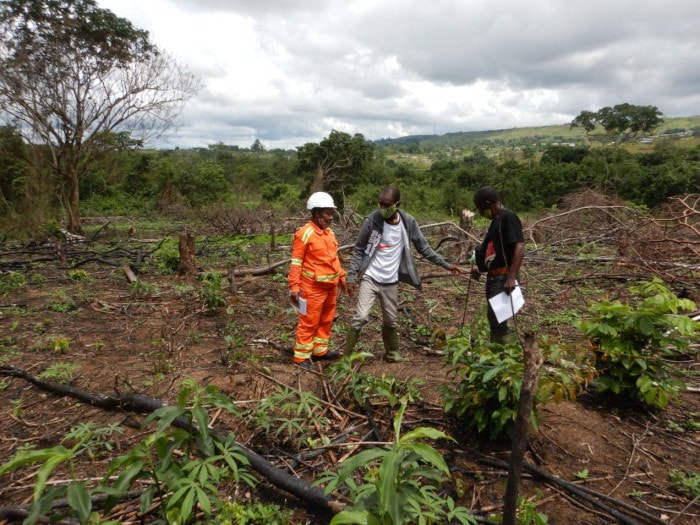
288,192,350,369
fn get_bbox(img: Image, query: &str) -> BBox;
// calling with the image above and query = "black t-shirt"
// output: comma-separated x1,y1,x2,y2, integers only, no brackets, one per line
482,208,524,270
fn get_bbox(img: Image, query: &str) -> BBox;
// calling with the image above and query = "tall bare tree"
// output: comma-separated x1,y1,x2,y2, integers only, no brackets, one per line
0,0,202,233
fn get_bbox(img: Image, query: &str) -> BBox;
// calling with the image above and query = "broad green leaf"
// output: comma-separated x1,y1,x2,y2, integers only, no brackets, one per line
110,460,145,494
35,452,72,501
144,405,185,434
196,486,211,515
26,486,64,525
636,316,655,336
482,367,501,383
403,443,450,473
180,486,196,521
0,446,70,476
67,482,92,524
400,427,450,443
330,509,373,525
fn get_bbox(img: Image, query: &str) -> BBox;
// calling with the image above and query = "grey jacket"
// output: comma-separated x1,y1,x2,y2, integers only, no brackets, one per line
347,209,451,290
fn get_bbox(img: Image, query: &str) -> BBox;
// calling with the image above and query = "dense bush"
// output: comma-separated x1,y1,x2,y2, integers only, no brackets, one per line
579,278,698,408
440,334,594,441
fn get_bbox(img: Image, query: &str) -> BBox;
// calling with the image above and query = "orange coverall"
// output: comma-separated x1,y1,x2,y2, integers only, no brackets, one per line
288,221,346,363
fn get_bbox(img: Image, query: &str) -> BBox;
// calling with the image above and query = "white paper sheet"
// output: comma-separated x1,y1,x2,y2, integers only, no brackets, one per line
488,285,524,323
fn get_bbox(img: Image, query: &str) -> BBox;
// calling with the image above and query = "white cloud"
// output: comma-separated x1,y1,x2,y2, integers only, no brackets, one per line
97,0,700,149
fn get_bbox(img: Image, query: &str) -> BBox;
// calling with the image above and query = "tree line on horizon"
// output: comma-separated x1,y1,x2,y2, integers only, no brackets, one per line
0,0,698,238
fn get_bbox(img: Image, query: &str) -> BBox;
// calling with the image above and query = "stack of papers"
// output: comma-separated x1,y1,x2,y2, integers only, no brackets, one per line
488,285,525,323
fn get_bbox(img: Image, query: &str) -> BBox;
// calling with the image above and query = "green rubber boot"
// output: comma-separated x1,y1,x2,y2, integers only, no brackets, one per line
382,325,407,362
344,328,361,355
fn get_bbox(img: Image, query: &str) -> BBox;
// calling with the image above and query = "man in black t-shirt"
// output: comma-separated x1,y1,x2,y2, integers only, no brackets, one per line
471,187,525,344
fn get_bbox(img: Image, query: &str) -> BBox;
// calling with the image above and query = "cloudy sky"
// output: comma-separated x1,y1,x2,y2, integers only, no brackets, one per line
97,0,700,150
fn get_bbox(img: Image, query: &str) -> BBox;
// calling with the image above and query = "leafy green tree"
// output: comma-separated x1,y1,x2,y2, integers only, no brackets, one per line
296,130,373,198
579,147,642,195
571,103,664,144
153,155,229,208
454,149,498,189
0,125,29,212
540,145,589,165
0,0,201,233
633,143,700,207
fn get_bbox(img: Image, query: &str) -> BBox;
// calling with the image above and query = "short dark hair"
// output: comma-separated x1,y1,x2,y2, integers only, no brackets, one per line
473,186,499,206
380,186,400,204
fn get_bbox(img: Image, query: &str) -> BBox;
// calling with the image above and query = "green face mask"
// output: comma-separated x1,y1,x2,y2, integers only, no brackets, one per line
481,208,493,220
379,205,398,220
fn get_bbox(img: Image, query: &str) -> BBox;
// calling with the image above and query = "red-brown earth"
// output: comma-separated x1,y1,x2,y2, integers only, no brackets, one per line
1,192,699,524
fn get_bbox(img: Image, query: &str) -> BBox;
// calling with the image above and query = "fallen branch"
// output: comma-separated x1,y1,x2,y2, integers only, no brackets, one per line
480,456,667,524
0,364,342,515
0,490,142,523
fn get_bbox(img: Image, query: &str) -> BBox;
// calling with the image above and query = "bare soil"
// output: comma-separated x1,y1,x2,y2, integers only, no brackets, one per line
1,197,699,524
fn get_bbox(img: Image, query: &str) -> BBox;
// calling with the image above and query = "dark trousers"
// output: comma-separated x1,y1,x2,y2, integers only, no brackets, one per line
485,274,510,339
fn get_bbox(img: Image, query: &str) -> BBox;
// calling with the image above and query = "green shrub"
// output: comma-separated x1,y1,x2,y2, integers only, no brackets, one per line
669,469,700,499
0,271,26,295
68,270,92,283
215,500,295,525
38,362,78,382
579,278,697,409
441,335,594,441
441,339,526,440
151,237,181,274
129,280,159,299
200,271,227,311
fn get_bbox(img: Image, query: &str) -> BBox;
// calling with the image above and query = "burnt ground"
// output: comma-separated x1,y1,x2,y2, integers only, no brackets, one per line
0,194,699,524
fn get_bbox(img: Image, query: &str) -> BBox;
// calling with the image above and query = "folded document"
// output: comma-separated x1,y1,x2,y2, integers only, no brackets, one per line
488,285,524,323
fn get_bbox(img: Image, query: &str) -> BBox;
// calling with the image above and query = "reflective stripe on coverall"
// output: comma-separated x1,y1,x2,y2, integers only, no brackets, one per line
288,221,346,363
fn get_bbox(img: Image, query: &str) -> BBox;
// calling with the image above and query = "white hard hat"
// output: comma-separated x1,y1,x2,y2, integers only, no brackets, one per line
307,191,336,210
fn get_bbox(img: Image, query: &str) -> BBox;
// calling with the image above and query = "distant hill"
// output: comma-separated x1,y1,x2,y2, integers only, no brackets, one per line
374,115,700,149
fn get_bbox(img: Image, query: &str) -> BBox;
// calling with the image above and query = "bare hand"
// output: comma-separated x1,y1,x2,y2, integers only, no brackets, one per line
448,264,463,275
503,276,518,295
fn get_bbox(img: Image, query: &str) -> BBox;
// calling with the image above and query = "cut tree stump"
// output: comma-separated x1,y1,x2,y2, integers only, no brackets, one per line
178,232,197,276
503,331,543,525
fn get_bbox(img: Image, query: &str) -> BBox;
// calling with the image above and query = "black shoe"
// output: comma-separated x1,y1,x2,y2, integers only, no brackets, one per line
312,351,340,361
297,360,313,370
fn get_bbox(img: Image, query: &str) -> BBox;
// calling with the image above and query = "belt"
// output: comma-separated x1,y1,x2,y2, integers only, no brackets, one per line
488,267,508,277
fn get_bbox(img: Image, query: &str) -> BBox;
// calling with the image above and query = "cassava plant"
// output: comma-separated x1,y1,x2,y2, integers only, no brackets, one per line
0,379,256,524
579,278,697,409
317,399,476,525
328,353,424,409
101,378,257,523
0,423,124,525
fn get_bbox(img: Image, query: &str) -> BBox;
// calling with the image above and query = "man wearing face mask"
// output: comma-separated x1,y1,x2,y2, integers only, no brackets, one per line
471,186,524,345
289,192,349,369
344,186,463,362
